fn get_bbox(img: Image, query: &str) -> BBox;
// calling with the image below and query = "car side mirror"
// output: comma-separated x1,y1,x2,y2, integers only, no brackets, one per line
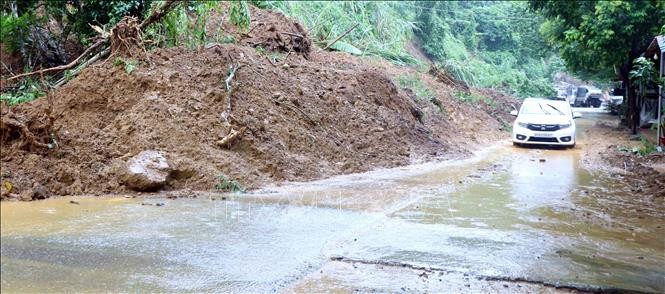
573,112,582,119
510,110,518,116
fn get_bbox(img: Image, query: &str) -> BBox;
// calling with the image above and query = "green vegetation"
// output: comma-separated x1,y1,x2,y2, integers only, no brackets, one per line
618,136,657,156
413,1,562,97
0,76,45,105
629,57,659,89
267,1,418,65
229,0,251,31
2,1,575,101
529,0,665,132
144,1,218,48
214,174,245,193
454,91,494,107
397,74,436,102
1,1,151,64
113,58,138,74
269,1,562,98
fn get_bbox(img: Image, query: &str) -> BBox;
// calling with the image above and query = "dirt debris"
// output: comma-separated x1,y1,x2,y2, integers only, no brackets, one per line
581,117,665,198
206,3,312,58
0,8,516,200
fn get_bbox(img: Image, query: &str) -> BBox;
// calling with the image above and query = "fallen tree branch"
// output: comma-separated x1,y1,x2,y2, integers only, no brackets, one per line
221,64,244,123
7,39,107,81
271,98,318,126
140,0,179,30
322,23,359,51
279,31,304,39
54,48,110,88
6,0,178,85
217,64,247,149
225,64,244,91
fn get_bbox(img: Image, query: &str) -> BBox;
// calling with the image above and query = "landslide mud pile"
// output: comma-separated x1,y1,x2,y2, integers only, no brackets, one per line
0,8,514,200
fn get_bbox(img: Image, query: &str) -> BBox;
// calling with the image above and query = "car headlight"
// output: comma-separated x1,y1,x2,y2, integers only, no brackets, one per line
559,122,572,129
517,122,528,128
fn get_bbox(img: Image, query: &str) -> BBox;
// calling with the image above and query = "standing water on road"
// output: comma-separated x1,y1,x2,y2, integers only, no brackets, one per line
2,113,664,293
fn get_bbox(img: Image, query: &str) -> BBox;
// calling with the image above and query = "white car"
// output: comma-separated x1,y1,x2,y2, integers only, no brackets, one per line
510,98,581,148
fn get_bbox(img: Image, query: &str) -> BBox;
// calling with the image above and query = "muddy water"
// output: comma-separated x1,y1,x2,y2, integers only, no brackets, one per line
2,113,664,292
1,198,377,292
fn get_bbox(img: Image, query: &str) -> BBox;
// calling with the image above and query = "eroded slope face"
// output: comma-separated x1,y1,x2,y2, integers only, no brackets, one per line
1,7,512,198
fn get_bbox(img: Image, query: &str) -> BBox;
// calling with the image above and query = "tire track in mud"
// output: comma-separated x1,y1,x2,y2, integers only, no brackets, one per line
276,144,515,292
326,256,645,294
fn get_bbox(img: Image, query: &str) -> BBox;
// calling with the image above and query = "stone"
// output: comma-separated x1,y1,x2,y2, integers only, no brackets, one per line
32,183,49,200
121,150,171,191
19,189,34,201
0,184,9,200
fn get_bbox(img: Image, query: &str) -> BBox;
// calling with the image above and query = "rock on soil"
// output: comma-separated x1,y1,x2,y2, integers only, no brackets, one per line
121,150,171,191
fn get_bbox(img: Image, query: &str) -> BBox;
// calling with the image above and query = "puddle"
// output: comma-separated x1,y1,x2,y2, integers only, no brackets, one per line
1,198,375,293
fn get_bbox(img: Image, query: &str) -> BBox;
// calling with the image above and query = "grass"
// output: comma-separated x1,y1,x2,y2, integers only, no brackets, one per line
618,136,657,156
113,58,138,74
500,121,512,133
453,91,494,108
396,73,444,112
268,1,420,65
215,174,245,193
255,46,286,63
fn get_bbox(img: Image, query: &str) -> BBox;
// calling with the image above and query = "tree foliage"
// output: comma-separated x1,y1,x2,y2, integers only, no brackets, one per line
271,1,561,97
529,0,665,80
529,0,665,132
1,0,151,68
412,1,560,97
269,1,419,65
2,1,571,101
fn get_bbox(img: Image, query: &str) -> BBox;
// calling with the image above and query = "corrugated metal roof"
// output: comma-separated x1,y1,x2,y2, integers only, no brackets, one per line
646,35,665,54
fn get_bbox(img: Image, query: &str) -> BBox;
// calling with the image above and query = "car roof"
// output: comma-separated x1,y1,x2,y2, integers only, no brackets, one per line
523,98,561,102
522,98,571,107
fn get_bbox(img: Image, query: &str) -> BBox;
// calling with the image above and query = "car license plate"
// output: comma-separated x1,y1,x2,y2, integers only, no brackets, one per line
534,133,553,137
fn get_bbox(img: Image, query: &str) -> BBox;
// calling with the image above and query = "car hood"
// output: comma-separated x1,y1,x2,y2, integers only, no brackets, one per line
516,114,571,125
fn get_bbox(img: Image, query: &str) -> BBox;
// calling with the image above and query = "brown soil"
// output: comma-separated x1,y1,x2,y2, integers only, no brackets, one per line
1,44,24,83
581,117,665,198
206,3,312,57
0,8,516,201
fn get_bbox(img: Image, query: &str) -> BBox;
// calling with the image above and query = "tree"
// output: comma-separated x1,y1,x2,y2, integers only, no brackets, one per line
529,0,665,133
1,0,151,68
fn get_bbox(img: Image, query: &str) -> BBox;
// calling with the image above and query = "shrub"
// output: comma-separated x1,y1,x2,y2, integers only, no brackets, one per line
215,174,244,193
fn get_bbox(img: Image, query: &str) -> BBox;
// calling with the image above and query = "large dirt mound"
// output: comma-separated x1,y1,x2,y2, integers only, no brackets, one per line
1,9,516,200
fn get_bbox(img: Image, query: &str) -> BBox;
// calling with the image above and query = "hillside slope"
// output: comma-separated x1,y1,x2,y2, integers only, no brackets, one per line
0,8,517,200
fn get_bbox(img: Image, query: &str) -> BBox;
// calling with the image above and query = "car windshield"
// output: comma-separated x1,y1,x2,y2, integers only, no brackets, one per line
520,101,570,115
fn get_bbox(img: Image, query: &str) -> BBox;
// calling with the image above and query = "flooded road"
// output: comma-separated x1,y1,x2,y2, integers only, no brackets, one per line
2,112,664,293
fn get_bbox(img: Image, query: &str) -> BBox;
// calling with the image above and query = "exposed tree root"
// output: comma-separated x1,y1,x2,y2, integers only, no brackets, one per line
110,16,146,59
218,64,247,149
217,126,247,147
5,0,179,87
0,113,50,150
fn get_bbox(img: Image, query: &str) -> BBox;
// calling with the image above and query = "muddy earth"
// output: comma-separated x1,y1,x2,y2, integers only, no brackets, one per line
0,17,514,199
1,111,663,293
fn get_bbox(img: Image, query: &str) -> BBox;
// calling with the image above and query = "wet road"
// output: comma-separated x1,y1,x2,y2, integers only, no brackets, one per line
2,112,664,293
